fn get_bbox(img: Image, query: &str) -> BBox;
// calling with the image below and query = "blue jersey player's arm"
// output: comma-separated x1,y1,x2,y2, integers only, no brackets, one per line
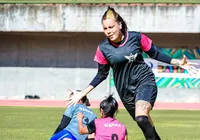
53,106,75,135
53,115,71,135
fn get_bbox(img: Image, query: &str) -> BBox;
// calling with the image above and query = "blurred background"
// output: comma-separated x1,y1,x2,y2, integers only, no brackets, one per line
0,0,199,104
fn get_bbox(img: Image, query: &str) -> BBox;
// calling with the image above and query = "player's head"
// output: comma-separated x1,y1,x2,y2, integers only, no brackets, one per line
100,94,118,118
69,90,91,107
101,6,127,42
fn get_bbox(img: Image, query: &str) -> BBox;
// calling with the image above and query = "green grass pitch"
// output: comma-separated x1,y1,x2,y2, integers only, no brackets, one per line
0,106,200,140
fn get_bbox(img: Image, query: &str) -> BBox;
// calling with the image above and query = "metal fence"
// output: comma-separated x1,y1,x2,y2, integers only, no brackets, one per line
0,0,199,4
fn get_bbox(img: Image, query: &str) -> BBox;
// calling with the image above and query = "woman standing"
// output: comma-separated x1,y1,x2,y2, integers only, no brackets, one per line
67,7,199,140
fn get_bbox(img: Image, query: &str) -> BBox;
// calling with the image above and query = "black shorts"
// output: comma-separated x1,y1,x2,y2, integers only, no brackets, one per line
136,84,158,106
120,84,157,120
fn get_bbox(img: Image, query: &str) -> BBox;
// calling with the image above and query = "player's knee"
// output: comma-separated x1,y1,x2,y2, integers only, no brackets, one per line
135,115,148,126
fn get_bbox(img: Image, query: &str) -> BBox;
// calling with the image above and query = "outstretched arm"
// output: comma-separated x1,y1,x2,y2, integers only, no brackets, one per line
66,63,110,106
89,63,110,87
66,45,110,106
146,45,199,75
140,33,199,76
145,43,172,64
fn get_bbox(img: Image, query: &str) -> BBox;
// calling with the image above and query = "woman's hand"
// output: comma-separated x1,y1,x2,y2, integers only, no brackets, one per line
77,112,84,120
179,55,200,76
65,89,83,107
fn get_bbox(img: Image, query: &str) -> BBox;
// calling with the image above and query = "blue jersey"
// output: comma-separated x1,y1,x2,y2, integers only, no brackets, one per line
64,104,97,140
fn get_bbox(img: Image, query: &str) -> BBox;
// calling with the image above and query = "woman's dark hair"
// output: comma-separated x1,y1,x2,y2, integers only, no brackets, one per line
101,6,128,35
100,94,118,118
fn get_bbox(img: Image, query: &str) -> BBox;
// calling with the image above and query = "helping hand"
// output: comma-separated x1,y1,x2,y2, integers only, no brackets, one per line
65,88,83,107
179,55,200,76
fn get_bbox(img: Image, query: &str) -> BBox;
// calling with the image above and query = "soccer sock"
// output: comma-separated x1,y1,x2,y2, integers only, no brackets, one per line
153,126,161,140
135,116,156,140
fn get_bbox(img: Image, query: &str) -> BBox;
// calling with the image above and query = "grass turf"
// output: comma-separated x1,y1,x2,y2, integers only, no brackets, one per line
0,106,200,140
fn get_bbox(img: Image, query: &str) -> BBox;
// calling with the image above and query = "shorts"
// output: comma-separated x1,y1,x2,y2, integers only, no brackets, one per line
121,84,157,120
49,130,77,140
136,84,157,106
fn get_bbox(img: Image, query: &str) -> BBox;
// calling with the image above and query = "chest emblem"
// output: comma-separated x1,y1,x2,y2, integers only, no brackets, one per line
124,53,137,62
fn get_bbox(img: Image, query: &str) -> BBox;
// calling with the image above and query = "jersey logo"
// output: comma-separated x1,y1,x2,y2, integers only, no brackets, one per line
124,53,137,62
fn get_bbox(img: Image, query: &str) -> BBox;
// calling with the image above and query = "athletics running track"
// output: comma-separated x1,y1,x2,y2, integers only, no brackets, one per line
0,99,200,110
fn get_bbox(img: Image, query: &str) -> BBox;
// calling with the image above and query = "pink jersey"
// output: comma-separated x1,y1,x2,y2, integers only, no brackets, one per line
94,117,127,140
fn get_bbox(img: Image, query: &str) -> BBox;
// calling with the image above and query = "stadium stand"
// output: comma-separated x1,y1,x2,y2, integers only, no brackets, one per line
0,0,199,4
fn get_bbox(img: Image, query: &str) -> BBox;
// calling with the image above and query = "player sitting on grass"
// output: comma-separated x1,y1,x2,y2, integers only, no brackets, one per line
77,94,128,140
49,90,97,140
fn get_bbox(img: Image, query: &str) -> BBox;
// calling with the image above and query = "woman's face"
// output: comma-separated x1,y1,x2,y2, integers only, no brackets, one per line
102,18,122,43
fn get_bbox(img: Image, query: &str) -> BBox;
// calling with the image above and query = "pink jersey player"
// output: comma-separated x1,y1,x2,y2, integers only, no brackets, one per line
94,117,127,140
77,95,128,140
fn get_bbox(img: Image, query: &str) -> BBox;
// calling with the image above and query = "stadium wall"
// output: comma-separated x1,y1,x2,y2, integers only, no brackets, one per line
0,32,199,103
0,4,200,33
0,4,199,103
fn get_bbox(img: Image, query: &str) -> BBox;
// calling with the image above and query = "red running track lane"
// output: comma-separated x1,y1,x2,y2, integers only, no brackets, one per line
0,99,200,110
